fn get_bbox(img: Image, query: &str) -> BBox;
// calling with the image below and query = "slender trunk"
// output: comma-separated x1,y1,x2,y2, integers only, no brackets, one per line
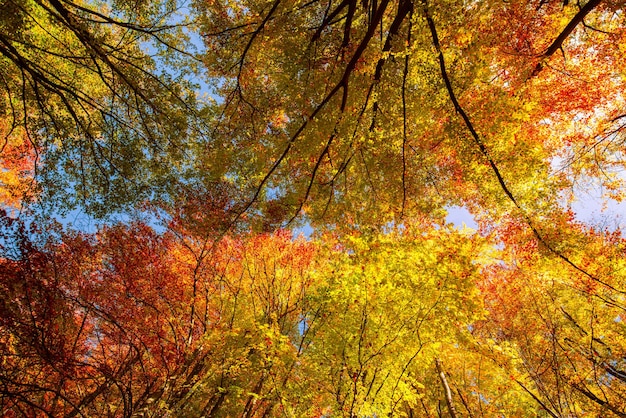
435,358,458,418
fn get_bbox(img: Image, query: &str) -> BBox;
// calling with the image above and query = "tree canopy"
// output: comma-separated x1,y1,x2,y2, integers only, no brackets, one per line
2,0,626,416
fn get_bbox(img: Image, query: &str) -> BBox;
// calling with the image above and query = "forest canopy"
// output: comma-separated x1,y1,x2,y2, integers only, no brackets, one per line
2,0,626,416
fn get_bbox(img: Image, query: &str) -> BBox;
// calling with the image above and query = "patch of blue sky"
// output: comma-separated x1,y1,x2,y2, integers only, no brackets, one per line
569,183,626,233
552,154,626,233
445,205,478,230
293,222,314,239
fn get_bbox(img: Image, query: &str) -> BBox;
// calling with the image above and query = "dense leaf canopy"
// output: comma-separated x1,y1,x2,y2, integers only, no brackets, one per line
2,0,626,416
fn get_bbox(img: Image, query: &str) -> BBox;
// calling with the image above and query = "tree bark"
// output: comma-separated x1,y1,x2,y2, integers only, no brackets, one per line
435,358,458,418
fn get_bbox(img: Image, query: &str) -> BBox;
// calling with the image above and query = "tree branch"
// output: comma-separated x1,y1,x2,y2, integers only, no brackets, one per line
422,0,624,295
435,358,458,418
531,0,602,76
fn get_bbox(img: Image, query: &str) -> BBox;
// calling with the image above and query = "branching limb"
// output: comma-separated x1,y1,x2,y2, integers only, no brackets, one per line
422,0,624,295
531,0,602,76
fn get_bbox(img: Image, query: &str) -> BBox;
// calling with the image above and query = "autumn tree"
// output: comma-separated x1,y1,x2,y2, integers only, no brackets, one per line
0,0,212,215
476,216,626,416
140,223,546,417
2,0,626,416
0,212,196,416
195,0,626,281
189,3,626,412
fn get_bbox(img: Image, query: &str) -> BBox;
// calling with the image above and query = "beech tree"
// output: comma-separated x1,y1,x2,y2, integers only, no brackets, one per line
0,0,210,215
195,0,625,224
2,0,626,416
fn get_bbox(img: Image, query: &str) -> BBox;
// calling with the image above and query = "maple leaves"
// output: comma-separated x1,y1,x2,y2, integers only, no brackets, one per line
2,0,626,416
297,226,488,416
476,221,626,416
11,209,622,415
0,215,182,416
0,124,35,210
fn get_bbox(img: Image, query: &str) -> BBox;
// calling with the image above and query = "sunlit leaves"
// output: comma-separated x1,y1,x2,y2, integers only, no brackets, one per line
2,0,626,416
0,0,208,216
